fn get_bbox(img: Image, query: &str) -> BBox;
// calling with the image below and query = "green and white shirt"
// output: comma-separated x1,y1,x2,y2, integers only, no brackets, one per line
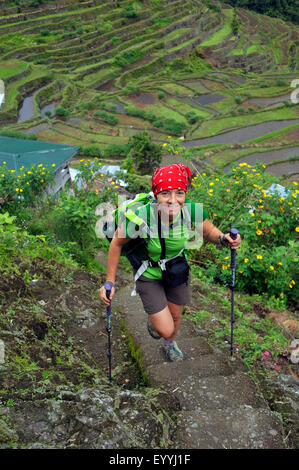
129,200,209,280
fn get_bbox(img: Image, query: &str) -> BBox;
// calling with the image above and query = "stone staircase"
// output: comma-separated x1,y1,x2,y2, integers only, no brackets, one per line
112,284,286,449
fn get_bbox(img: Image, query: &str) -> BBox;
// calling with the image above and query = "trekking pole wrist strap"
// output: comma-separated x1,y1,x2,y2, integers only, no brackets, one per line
218,234,229,247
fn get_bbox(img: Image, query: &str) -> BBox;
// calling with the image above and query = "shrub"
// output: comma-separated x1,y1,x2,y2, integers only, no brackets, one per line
128,131,162,175
93,111,119,125
54,106,70,117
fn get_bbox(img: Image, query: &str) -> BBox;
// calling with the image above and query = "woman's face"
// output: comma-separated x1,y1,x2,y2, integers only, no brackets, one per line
156,189,186,221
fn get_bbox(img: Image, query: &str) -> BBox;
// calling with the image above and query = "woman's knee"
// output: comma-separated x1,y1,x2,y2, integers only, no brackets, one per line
149,307,175,339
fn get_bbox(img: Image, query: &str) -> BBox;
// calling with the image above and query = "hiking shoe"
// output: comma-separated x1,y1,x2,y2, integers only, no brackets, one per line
147,321,161,340
163,341,184,362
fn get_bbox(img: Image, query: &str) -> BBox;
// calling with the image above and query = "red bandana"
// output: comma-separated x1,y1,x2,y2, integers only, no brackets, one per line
152,163,193,196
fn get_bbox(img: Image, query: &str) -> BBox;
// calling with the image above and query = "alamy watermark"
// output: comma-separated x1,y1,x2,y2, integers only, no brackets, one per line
290,339,299,364
95,196,204,250
0,340,4,364
290,79,299,104
0,79,5,108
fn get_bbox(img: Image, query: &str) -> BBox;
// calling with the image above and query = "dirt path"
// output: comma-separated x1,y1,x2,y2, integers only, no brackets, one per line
112,282,286,449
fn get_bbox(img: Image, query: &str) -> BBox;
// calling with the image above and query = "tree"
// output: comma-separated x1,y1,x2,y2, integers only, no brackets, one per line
128,131,162,176
231,9,240,35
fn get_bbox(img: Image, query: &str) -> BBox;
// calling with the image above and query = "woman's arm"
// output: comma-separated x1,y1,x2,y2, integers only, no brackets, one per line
202,219,241,249
99,224,131,305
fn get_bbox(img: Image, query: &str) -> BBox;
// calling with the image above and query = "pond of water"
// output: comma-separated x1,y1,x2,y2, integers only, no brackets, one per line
17,94,35,123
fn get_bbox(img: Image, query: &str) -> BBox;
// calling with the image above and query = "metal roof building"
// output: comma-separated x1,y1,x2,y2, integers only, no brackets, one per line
0,136,80,196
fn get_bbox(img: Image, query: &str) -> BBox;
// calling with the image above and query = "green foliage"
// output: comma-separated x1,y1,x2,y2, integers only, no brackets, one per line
231,9,240,35
127,131,162,175
115,48,144,68
93,111,119,125
185,111,200,124
0,161,55,216
164,138,298,307
124,105,185,135
103,144,129,158
54,106,70,117
79,145,102,158
221,0,298,25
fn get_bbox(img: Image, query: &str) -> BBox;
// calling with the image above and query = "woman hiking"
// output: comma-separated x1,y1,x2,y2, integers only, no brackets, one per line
99,163,241,362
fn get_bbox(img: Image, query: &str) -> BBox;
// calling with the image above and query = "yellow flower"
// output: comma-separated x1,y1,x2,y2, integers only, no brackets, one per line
239,270,243,274
270,266,274,270
20,189,23,192
250,212,255,216
15,188,19,192
202,173,206,176
226,189,230,192
289,284,293,289
293,181,298,186
244,258,249,263
291,280,295,285
224,256,229,260
163,143,167,147
296,227,299,232
213,213,217,217
3,162,6,165
256,255,263,260
209,182,214,186
278,262,282,265
52,164,56,167
40,179,44,183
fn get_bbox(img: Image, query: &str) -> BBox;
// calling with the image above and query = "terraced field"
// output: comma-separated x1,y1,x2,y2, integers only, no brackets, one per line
0,0,298,180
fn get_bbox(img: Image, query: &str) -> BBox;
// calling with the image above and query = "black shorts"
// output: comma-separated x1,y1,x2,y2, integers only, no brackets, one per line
135,274,191,315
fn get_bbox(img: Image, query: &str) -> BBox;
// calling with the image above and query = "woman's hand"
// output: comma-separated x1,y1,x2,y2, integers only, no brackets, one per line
223,233,241,249
98,284,115,306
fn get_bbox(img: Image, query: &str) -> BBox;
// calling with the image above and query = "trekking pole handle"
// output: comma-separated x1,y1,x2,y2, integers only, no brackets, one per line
104,281,114,311
230,227,239,269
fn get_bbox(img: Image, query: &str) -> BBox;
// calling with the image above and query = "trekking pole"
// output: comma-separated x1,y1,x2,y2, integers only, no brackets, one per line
229,228,239,359
105,281,114,382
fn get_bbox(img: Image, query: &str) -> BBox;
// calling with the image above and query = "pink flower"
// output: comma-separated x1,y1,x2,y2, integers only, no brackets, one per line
274,364,280,371
262,350,270,358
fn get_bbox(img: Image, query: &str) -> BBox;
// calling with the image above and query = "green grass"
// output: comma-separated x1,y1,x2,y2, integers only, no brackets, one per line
201,12,233,47
0,60,29,79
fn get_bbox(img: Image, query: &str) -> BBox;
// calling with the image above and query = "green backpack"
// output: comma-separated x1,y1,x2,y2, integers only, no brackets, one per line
102,192,156,268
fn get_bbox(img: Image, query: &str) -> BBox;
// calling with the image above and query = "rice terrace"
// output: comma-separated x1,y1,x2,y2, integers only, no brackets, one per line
0,0,298,451
0,0,298,178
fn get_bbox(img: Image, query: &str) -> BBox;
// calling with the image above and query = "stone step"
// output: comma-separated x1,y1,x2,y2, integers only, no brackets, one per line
140,337,214,367
173,407,284,449
147,353,233,387
171,372,267,411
